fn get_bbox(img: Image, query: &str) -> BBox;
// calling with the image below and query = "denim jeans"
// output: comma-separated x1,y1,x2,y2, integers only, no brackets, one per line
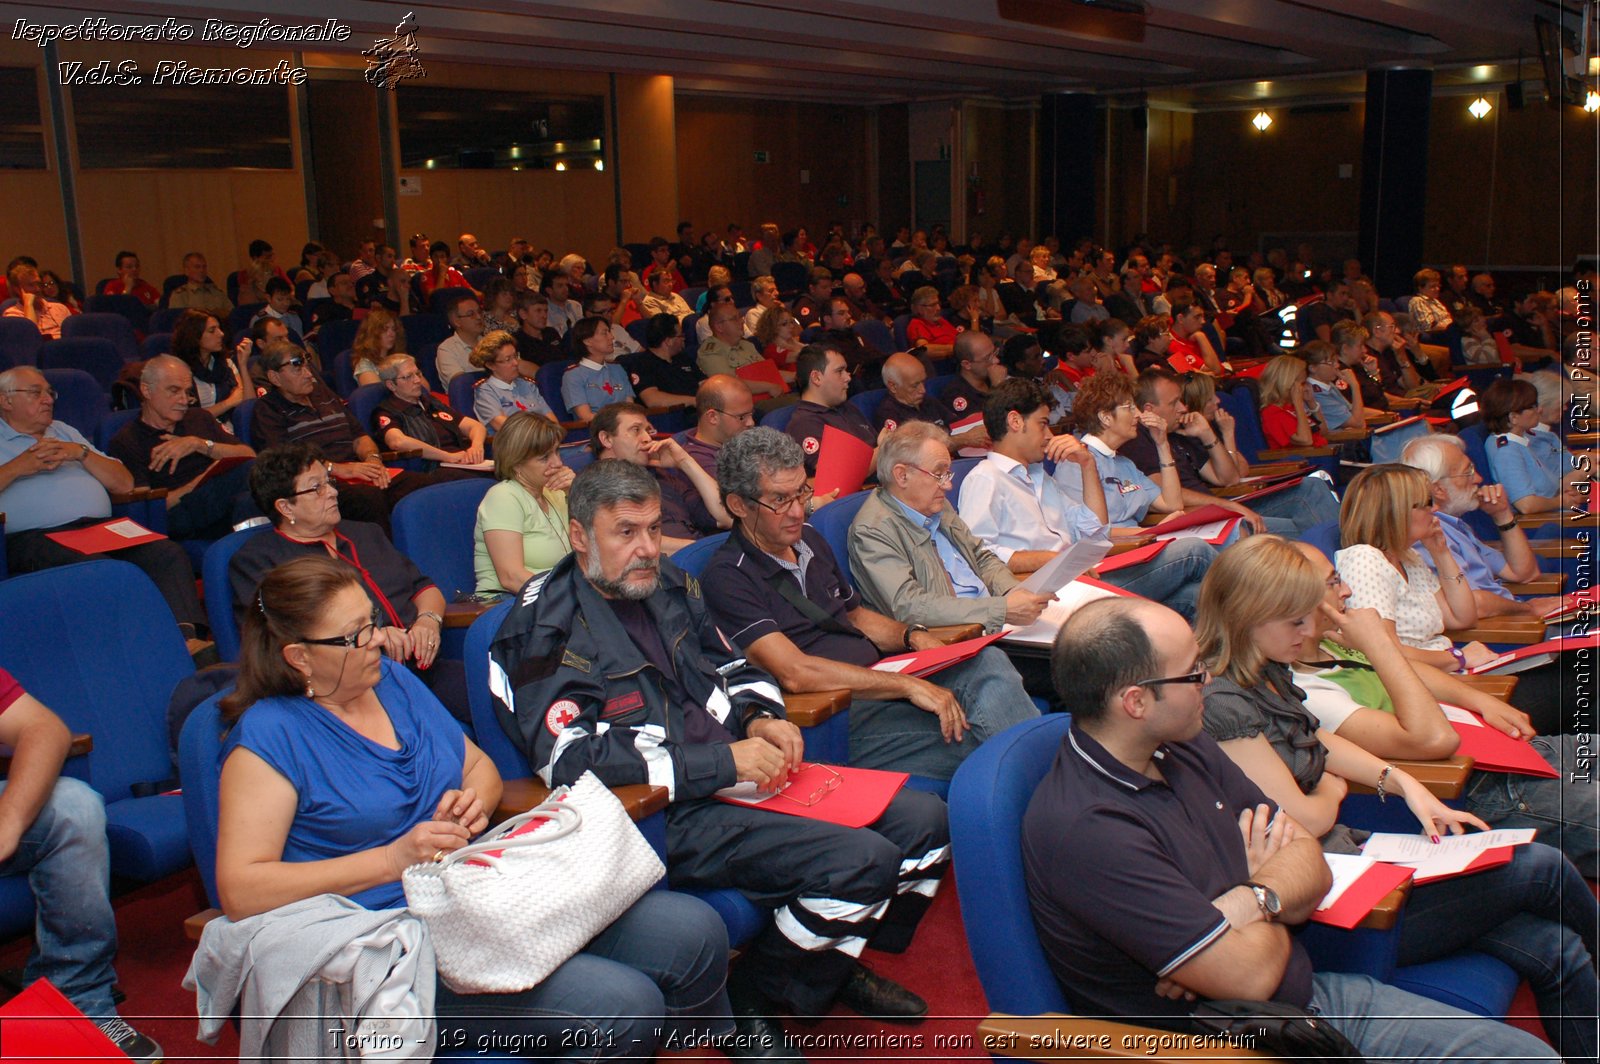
1395,841,1598,1062
1465,735,1599,878
434,890,732,1061
1310,971,1559,1063
1101,537,1215,622
0,778,119,1018
849,646,1039,779
1253,478,1342,533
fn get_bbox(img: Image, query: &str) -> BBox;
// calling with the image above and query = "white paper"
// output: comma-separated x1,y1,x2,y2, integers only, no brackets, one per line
1154,518,1234,543
1437,704,1482,727
104,519,151,539
714,781,781,804
1317,853,1376,911
871,659,913,674
1361,828,1535,881
1002,579,1123,646
440,459,495,471
1020,538,1111,595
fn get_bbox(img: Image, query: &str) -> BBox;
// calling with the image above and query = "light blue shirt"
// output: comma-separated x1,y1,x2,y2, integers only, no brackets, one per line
560,359,635,416
474,374,552,430
0,419,111,532
1430,511,1513,600
886,493,986,598
956,451,1107,562
1486,430,1568,506
1308,377,1353,431
1053,434,1160,526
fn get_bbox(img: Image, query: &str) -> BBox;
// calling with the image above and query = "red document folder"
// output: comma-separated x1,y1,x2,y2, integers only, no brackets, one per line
188,454,251,488
812,424,874,498
1233,476,1307,505
716,763,908,829
1470,633,1600,675
873,631,1007,678
736,359,789,394
44,519,165,555
1095,540,1170,573
0,979,125,1062
1445,713,1559,779
1309,861,1413,930
1412,846,1515,885
1146,503,1237,535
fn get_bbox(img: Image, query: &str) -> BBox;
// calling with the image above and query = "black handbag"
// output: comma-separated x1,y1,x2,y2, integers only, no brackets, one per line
1190,999,1365,1063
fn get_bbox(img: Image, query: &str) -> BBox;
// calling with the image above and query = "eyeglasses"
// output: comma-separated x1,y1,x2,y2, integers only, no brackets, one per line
750,484,814,515
1438,469,1478,482
271,356,307,372
289,464,338,497
908,464,955,486
774,763,842,807
713,407,756,424
1131,662,1211,689
1324,573,1345,589
299,611,382,650
4,386,58,400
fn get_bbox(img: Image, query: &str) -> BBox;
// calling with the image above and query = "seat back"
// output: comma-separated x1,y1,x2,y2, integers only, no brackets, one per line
96,407,140,452
233,397,257,448
317,319,361,365
671,531,729,579
0,317,44,368
178,692,230,908
808,488,871,590
401,312,452,354
226,302,265,336
1220,385,1268,463
41,368,109,440
1369,418,1433,465
61,311,138,362
625,319,649,348
139,332,174,360
948,456,983,497
38,337,121,390
347,383,388,436
331,348,358,397
448,371,487,418
463,600,526,778
149,305,185,333
849,388,887,427
891,313,911,350
561,442,597,474
85,294,150,334
947,713,1073,1016
681,313,702,362
535,359,576,420
391,478,494,601
759,403,797,431
465,267,501,291
203,524,270,661
853,318,893,356
428,286,475,317
0,561,194,803
771,261,808,298
1458,422,1494,483
1300,518,1341,562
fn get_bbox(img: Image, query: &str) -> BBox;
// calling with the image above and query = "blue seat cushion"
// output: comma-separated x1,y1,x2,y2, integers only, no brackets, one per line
1390,952,1522,1018
105,794,190,882
685,887,769,949
0,875,37,938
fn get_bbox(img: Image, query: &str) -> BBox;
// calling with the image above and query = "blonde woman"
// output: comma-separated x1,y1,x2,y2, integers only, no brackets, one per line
1257,354,1325,449
468,330,554,432
754,306,804,370
350,309,406,386
473,412,575,597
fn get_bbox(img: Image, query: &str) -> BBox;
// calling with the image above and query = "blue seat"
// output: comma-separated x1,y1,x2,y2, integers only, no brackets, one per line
96,407,140,452
535,359,576,421
560,442,596,474
771,261,808,298
177,692,230,909
148,307,185,334
853,318,894,356
226,302,265,337
681,313,701,363
233,397,257,448
669,532,729,578
465,267,501,291
391,478,494,602
448,371,488,419
849,387,887,426
1368,416,1433,465
680,286,706,310
948,456,983,497
202,524,269,661
807,488,871,592
1458,422,1494,483
38,337,121,390
0,317,44,368
42,368,108,441
0,561,193,881
891,314,912,351
331,348,358,397
759,404,796,431
625,319,649,348
85,293,149,335
729,281,753,308
62,311,138,362
1219,385,1269,463
347,383,388,436
401,312,452,355
317,319,360,366
1300,518,1340,562
428,286,475,317
139,332,173,360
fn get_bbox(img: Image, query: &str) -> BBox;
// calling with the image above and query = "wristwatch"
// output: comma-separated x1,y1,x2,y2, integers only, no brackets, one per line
1245,882,1282,920
204,438,216,456
78,442,90,460
903,623,930,650
1494,517,1518,532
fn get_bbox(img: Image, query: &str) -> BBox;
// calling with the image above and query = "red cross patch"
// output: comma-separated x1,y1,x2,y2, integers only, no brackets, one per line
545,699,581,735
601,379,616,395
883,419,897,432
438,410,454,421
951,396,968,412
802,436,820,454
377,414,393,428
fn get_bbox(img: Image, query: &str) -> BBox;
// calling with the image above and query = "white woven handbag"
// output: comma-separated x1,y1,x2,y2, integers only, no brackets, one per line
402,771,665,993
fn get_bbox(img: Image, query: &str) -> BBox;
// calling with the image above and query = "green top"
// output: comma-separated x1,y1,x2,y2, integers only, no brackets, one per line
1304,639,1394,713
473,479,571,596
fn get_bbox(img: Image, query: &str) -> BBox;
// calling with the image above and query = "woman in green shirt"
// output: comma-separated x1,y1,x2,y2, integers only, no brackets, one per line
473,412,574,597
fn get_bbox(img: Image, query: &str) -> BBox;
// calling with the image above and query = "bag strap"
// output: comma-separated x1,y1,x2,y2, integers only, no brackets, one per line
435,804,582,869
763,568,859,638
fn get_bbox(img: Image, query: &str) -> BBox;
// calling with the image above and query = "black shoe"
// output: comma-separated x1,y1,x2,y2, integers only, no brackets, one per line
834,963,926,1021
94,1016,164,1062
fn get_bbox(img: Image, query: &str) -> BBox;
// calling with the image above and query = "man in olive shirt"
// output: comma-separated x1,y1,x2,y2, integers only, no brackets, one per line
166,252,233,317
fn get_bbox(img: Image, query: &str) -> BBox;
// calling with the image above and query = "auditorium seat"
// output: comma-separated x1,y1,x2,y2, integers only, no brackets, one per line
42,368,108,440
85,294,149,335
0,317,44,369
448,371,487,419
38,337,121,390
202,524,268,662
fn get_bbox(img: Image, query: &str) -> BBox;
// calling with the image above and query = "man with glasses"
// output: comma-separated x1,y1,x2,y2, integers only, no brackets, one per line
492,460,948,1058
372,354,487,474
640,266,693,324
675,375,755,479
743,275,783,338
0,365,209,644
704,427,1035,786
434,291,485,387
2,264,71,339
1023,596,1557,1064
698,304,787,409
694,285,735,344
938,330,1006,419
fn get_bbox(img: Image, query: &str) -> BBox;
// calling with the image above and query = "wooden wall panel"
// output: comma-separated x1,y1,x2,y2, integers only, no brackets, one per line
0,44,70,278
963,102,1034,247
616,75,677,244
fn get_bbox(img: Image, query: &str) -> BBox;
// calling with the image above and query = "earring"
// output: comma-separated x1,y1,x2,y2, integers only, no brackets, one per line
304,680,315,698
288,514,295,526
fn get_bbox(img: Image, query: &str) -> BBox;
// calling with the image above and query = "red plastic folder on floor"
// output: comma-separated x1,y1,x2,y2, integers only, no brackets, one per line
0,979,124,1062
812,424,875,498
716,762,908,829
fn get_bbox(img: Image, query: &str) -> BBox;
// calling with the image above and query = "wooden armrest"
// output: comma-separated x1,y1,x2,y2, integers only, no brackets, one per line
0,732,91,774
1503,575,1565,595
494,777,668,824
1243,462,1310,478
1325,427,1371,443
977,1013,1277,1060
1363,410,1400,426
1347,755,1472,800
1564,432,1599,447
784,688,851,727
1107,536,1155,554
377,449,424,462
1444,615,1547,645
929,623,983,644
1514,511,1566,530
1531,541,1588,559
108,487,168,505
1258,445,1336,460
1357,881,1411,931
442,599,491,628
560,419,589,432
185,907,223,942
1459,675,1517,701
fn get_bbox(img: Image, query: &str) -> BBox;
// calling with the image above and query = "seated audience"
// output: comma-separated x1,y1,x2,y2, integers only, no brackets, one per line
703,428,1037,780
938,330,1005,419
479,275,518,335
698,304,785,406
167,251,233,317
371,354,487,470
1129,314,1174,372
417,240,471,299
434,291,484,387
349,308,405,387
875,351,953,432
0,669,161,1060
561,316,636,422
906,286,959,359
1331,319,1398,412
1023,595,1567,1064
589,401,728,552
640,266,694,323
754,304,805,372
1457,306,1502,366
235,239,287,306
1196,534,1595,1062
1363,311,1433,403
786,344,881,478
1257,353,1327,449
820,299,889,392
473,412,573,597
1407,267,1454,333
622,313,703,410
1481,376,1586,516
542,270,584,338
210,555,731,1059
742,275,782,338
108,355,255,541
1164,301,1224,374
789,268,834,333
3,263,71,339
1302,279,1356,343
471,330,555,431
34,270,78,317
1392,311,1451,379
943,285,992,340
674,374,756,478
492,459,946,1046
452,231,492,268
102,250,160,307
1102,267,1152,327
585,291,642,361
1301,338,1368,432
0,365,208,640
512,289,564,370
171,309,249,429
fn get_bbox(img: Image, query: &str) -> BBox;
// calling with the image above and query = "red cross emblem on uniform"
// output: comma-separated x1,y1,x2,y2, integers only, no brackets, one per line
601,380,616,395
952,396,968,412
545,699,580,735
802,436,820,454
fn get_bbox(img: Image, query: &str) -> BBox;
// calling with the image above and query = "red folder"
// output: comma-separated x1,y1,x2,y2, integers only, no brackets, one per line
189,454,251,488
44,519,165,555
1233,476,1307,505
1431,376,1471,400
1412,846,1515,884
1146,503,1237,535
1543,588,1599,622
1309,862,1413,930
873,630,1007,678
1470,632,1600,675
0,979,125,1061
1095,540,1170,573
736,359,789,394
812,424,874,498
716,763,908,829
1448,716,1560,778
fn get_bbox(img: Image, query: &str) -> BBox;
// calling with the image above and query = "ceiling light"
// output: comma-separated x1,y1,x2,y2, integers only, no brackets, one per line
1468,96,1492,119
593,159,604,171
1590,56,1599,76
1251,111,1272,132
554,161,567,171
1586,91,1600,113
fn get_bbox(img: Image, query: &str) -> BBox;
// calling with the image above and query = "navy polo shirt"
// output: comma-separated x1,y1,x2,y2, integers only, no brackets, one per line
786,399,876,476
702,524,881,668
1022,724,1314,1020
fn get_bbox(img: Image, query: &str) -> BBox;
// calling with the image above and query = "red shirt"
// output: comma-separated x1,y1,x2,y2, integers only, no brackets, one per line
0,667,22,717
1166,335,1206,373
1260,402,1326,449
642,263,685,294
103,278,161,308
907,316,960,347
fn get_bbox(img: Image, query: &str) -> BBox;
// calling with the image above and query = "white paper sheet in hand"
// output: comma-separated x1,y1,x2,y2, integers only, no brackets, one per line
1318,853,1376,911
1361,829,1535,880
1020,538,1112,595
1003,579,1122,645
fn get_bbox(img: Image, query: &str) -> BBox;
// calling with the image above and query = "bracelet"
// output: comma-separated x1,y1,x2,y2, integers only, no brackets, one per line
1159,461,1176,469
1376,764,1394,803
1449,646,1467,672
1494,517,1518,531
417,610,444,628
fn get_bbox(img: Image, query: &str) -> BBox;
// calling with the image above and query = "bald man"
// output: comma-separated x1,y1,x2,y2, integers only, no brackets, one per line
675,374,757,479
874,352,953,433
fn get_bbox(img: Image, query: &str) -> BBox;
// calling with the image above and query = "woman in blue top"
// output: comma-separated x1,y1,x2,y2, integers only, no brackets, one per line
1481,378,1584,515
469,330,556,433
215,555,731,1059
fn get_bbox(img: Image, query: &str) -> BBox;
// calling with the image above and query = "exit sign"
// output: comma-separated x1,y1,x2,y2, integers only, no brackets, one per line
753,151,770,163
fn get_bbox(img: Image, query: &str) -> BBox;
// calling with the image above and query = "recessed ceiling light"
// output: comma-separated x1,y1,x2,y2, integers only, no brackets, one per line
1251,111,1272,132
1468,96,1492,119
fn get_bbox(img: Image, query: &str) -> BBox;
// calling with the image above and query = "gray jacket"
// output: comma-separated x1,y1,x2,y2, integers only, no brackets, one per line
848,486,1019,632
184,893,436,1063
